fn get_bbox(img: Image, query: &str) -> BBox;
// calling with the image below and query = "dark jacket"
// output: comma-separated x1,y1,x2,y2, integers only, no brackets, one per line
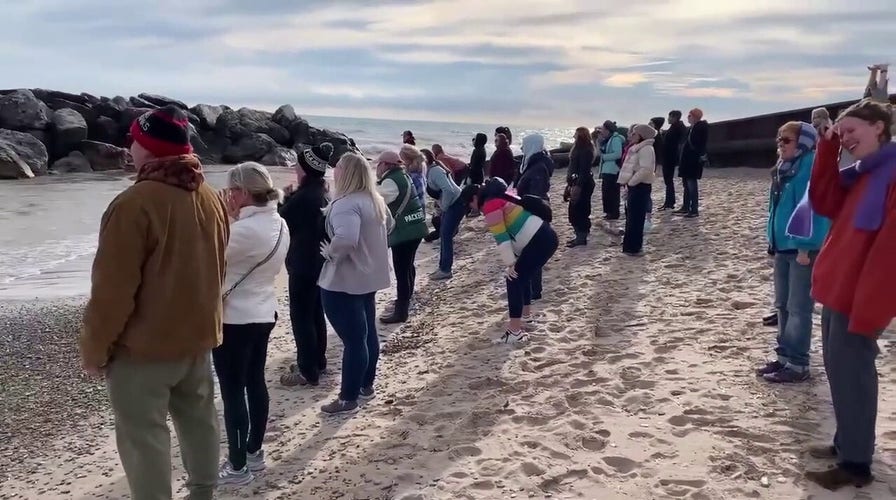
567,145,595,187
652,130,665,168
664,121,687,169
278,179,328,279
515,151,552,200
489,147,516,185
679,120,709,179
469,133,488,185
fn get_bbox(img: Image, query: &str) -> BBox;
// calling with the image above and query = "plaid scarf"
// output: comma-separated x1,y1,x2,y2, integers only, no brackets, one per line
136,154,205,191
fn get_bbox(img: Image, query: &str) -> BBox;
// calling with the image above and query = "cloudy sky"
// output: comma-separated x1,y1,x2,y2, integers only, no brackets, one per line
2,0,894,127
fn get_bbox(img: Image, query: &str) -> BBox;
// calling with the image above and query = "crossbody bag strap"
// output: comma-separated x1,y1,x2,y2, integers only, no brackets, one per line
223,220,285,301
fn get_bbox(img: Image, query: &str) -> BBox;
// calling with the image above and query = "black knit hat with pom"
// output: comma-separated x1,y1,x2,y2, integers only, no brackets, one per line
298,142,334,177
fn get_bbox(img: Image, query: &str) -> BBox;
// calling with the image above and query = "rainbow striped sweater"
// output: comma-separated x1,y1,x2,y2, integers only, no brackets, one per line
482,196,545,265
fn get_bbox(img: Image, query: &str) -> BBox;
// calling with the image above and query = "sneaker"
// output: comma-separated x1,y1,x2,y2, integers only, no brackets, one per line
321,399,359,415
430,270,453,280
218,462,254,486
684,212,699,218
755,360,784,376
360,386,376,400
763,367,810,383
247,450,266,472
500,329,529,343
280,371,317,387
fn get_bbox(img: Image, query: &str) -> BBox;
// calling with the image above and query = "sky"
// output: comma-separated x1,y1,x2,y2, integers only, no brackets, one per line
1,0,894,127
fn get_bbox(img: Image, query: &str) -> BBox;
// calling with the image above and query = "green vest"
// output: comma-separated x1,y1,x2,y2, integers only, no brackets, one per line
380,168,428,246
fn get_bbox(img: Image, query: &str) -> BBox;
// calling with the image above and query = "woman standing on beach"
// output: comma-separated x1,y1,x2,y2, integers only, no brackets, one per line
215,162,289,485
375,151,428,324
490,133,516,185
565,127,596,247
800,99,896,490
617,124,657,256
400,145,427,212
677,108,709,218
426,149,465,281
755,122,828,384
278,143,332,388
597,121,625,220
465,177,559,342
318,153,392,414
514,134,553,300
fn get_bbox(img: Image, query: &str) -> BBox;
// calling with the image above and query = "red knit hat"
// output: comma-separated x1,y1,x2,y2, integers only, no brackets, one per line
129,105,193,157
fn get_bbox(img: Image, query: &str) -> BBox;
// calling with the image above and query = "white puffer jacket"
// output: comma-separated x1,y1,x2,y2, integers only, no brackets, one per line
617,139,656,186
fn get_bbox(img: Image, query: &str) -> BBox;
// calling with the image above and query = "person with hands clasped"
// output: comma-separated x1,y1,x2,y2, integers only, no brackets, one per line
754,122,829,385
617,124,657,256
565,127,596,247
463,178,559,343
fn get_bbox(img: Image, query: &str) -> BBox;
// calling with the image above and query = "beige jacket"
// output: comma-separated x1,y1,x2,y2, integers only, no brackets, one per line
617,139,656,186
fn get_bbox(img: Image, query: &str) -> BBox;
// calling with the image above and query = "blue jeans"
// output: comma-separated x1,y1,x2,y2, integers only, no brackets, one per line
773,252,816,369
438,200,466,273
320,289,379,402
682,178,699,214
507,224,558,318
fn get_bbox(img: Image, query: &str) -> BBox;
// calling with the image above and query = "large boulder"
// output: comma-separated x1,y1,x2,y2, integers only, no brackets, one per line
42,96,92,120
0,90,50,130
80,92,101,106
0,128,49,175
137,93,188,110
51,108,88,159
288,118,311,145
272,104,298,129
190,131,225,165
78,140,130,171
92,99,125,121
215,108,249,140
221,133,277,164
119,107,154,131
89,116,121,145
237,107,273,124
0,143,33,179
128,96,157,109
32,89,93,107
190,104,223,130
50,150,92,174
260,147,298,167
315,128,351,147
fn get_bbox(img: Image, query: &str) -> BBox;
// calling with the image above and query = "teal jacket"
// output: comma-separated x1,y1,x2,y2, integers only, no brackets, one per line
599,133,625,175
766,151,830,252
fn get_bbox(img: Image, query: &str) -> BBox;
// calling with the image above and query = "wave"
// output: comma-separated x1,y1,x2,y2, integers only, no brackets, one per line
0,235,97,284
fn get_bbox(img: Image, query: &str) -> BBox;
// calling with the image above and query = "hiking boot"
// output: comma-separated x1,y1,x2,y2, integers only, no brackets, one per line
360,386,376,400
755,360,784,376
280,371,317,387
763,367,810,383
379,310,408,324
807,444,838,459
218,462,254,486
321,399,359,415
805,465,873,491
247,450,266,472
430,270,453,280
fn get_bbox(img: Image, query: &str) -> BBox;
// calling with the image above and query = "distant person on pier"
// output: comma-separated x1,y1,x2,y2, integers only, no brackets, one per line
565,126,596,247
597,121,625,220
432,144,469,185
80,106,227,500
660,110,687,210
489,133,516,185
676,108,709,218
402,130,416,146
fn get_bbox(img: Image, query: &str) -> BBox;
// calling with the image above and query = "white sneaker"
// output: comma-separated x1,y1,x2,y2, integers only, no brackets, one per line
247,450,266,473
218,461,254,486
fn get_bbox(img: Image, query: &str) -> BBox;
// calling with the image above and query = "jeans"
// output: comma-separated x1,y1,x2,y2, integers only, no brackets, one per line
321,289,379,401
438,200,466,273
391,238,422,314
288,273,327,384
600,173,621,219
662,164,676,207
682,178,699,214
622,183,651,254
772,252,815,369
507,224,559,318
567,177,595,235
212,322,274,470
822,307,882,467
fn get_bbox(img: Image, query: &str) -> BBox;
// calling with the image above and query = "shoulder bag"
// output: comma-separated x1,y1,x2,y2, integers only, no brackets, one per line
223,220,286,301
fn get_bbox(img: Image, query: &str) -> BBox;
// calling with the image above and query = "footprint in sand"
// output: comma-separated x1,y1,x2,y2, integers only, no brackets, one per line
520,461,546,477
602,456,641,474
581,436,607,452
628,431,654,439
449,445,483,459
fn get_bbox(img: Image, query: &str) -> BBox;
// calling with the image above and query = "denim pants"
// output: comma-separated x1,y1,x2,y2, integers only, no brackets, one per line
772,252,815,369
682,178,699,214
507,224,559,318
438,199,466,273
321,289,379,402
822,307,882,467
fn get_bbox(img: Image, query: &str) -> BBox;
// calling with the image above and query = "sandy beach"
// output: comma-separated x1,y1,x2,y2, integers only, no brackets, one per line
2,167,895,500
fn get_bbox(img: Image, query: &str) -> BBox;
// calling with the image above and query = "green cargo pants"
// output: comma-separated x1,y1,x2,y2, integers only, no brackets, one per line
106,354,219,500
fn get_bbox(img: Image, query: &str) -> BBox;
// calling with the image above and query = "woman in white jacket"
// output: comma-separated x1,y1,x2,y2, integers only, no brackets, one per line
617,124,657,256
216,162,289,485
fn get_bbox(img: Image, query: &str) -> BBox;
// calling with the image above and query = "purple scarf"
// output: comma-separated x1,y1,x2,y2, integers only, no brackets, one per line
840,142,896,231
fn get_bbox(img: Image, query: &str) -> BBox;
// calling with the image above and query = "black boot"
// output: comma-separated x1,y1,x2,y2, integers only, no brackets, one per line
379,301,409,324
566,232,587,248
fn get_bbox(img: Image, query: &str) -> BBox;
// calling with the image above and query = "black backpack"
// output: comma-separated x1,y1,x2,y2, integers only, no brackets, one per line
499,193,552,223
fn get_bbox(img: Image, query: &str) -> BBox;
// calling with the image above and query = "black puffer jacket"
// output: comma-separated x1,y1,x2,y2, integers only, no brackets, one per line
278,179,328,279
679,120,709,179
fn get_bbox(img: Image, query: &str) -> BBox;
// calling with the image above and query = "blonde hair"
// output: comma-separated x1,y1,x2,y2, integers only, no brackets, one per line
777,121,801,138
400,144,426,174
333,153,388,223
228,162,281,205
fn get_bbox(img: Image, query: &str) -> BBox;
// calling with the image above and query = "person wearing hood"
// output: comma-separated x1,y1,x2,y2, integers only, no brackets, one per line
677,108,709,218
565,127,596,247
463,178,558,343
597,121,625,220
755,122,829,385
617,124,657,256
402,130,416,146
489,133,516,185
513,133,553,300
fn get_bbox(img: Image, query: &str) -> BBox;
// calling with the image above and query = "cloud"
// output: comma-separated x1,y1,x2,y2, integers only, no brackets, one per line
0,0,893,127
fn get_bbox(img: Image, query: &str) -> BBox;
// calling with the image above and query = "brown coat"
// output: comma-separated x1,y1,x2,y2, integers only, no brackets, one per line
80,159,230,367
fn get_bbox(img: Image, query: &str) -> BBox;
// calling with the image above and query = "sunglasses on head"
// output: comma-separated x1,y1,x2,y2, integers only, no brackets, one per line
776,136,794,145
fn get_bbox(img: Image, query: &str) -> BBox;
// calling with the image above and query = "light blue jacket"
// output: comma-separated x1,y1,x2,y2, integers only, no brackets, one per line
766,151,830,252
599,133,625,175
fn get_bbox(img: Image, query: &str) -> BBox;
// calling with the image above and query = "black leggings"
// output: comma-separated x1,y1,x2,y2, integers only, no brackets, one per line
567,177,595,234
391,238,422,314
288,273,327,384
601,173,620,219
212,321,274,470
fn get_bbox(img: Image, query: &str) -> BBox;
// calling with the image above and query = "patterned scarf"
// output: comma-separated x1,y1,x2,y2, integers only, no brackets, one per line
136,154,205,191
839,142,896,231
774,124,817,238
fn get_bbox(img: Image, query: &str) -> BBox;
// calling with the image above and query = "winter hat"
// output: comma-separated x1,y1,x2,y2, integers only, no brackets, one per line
376,151,401,166
298,142,334,177
129,105,193,157
632,124,657,141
